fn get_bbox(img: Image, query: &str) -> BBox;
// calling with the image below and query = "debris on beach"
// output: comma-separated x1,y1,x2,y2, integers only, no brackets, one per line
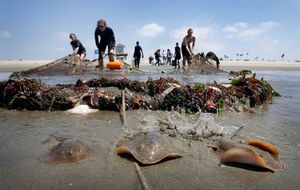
188,53,226,74
0,75,278,113
116,131,182,165
169,53,226,74
229,70,252,77
210,138,283,172
156,111,224,140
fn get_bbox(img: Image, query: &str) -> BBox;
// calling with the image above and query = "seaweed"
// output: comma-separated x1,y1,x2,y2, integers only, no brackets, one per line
0,76,278,113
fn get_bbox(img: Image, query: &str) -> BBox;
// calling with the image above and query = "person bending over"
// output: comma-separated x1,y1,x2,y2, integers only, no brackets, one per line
206,51,220,69
69,33,86,73
69,33,86,64
94,19,116,70
181,28,196,70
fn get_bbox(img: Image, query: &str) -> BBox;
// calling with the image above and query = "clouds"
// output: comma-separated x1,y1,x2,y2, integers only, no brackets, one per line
223,21,279,40
221,21,281,58
166,20,281,60
170,25,226,53
136,23,165,37
0,30,11,39
170,27,213,42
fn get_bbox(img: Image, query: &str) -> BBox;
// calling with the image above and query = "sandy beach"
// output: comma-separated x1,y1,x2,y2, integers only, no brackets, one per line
221,60,300,68
0,60,52,72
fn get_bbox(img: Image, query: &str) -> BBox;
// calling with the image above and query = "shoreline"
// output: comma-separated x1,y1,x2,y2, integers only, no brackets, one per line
220,60,300,68
0,60,300,73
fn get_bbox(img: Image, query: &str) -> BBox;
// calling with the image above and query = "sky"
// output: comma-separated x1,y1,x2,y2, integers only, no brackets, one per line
0,0,299,61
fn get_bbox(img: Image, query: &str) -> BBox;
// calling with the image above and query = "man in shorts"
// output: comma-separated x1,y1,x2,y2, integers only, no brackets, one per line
181,28,196,71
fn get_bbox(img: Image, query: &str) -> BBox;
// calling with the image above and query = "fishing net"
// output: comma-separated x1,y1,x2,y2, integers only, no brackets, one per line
9,54,135,78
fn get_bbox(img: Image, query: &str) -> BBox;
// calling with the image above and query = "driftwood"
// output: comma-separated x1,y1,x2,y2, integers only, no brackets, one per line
134,162,150,190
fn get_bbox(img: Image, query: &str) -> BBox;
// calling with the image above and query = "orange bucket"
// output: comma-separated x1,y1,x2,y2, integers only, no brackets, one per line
107,61,123,69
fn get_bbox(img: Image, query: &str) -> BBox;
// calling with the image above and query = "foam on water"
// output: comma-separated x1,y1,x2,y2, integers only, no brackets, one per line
123,110,240,141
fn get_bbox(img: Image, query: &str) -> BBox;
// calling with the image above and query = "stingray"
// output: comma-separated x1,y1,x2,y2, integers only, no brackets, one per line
116,131,182,165
212,138,283,172
40,136,91,164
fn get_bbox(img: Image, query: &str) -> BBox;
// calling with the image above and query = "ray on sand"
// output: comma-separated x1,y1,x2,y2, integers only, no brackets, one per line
214,138,283,172
40,137,91,164
116,131,182,165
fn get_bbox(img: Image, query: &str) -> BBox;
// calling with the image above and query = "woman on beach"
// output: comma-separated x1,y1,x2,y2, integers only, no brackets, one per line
181,28,196,70
94,19,116,70
69,33,86,63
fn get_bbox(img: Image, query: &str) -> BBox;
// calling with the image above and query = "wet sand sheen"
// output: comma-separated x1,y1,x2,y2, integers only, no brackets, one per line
1,62,300,189
0,108,299,190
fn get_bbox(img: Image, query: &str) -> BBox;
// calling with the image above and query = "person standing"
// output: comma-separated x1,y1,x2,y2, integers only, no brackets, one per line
94,19,116,70
154,49,161,66
133,41,144,69
162,50,166,64
181,28,196,70
174,42,181,69
166,49,173,65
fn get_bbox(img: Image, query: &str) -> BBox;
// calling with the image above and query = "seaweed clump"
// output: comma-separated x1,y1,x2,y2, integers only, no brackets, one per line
0,75,278,113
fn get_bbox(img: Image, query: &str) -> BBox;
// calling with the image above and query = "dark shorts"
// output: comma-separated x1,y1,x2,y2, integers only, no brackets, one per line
181,45,190,58
98,42,114,59
77,50,86,58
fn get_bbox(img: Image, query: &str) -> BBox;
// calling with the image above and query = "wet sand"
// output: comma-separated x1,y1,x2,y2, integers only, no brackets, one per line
1,60,300,189
0,109,299,190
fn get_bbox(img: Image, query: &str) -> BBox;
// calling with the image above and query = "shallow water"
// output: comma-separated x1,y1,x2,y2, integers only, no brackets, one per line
0,66,300,190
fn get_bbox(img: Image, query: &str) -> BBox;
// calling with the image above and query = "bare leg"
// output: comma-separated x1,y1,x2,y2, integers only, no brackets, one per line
72,54,80,73
182,57,187,70
97,51,105,71
80,54,85,65
98,58,104,70
108,53,114,62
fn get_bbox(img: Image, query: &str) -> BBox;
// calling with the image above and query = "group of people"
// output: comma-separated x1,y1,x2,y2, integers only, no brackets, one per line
150,28,196,70
69,20,201,71
153,49,172,65
69,19,116,70
152,42,183,69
